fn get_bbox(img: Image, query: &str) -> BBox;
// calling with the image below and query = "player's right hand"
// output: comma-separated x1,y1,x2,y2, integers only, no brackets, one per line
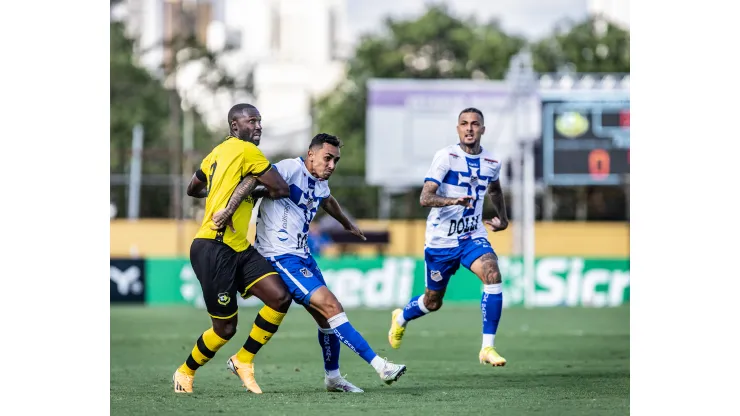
451,195,474,208
210,208,236,233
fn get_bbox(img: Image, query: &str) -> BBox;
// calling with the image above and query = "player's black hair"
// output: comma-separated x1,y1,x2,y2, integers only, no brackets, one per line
309,133,343,150
459,107,484,124
227,103,258,123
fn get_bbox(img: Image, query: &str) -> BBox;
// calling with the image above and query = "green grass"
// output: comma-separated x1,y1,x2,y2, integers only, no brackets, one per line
111,305,629,416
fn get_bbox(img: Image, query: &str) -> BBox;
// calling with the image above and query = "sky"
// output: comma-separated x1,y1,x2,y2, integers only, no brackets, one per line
345,0,594,42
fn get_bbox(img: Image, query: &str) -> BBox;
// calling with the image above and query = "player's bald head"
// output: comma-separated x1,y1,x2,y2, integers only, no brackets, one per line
228,103,262,144
228,103,259,123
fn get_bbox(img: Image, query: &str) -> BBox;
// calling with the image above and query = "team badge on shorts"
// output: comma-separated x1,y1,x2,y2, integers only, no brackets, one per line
430,270,443,282
217,292,231,306
300,267,314,278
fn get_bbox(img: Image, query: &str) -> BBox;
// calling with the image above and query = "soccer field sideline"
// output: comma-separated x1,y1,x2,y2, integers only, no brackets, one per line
111,305,629,416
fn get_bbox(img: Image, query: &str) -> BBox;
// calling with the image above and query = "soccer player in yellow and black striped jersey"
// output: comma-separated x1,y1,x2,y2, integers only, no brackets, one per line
172,103,293,394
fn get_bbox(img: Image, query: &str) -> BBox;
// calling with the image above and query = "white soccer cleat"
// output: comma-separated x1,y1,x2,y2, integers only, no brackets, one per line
325,374,364,393
378,359,407,385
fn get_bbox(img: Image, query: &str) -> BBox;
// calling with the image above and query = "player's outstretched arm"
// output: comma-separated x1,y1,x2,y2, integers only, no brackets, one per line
186,170,208,198
321,196,366,241
484,179,509,232
419,181,473,208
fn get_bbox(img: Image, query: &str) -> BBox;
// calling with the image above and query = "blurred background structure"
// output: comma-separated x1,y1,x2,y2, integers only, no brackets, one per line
110,0,629,310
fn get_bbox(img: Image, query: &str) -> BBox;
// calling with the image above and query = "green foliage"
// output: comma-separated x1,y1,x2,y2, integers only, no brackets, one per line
531,17,630,73
315,5,630,219
111,3,630,219
110,21,169,174
110,21,217,218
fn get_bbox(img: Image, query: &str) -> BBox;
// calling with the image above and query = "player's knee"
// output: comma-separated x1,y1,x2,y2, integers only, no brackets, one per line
485,269,502,284
213,320,237,340
425,297,443,312
269,290,292,313
322,301,344,319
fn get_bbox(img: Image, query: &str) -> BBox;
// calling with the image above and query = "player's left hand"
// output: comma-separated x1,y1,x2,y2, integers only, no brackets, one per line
211,208,236,233
484,217,508,232
346,223,367,241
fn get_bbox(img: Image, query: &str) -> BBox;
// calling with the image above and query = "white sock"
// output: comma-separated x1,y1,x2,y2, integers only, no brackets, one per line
482,334,495,349
395,313,407,327
326,369,341,378
327,312,349,328
370,355,386,373
483,283,502,294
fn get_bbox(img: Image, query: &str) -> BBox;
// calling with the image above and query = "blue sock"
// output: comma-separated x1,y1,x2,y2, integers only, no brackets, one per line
318,327,340,377
481,284,503,348
399,294,430,326
328,312,379,366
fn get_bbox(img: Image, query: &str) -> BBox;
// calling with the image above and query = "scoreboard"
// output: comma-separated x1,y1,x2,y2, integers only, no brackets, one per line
541,92,630,186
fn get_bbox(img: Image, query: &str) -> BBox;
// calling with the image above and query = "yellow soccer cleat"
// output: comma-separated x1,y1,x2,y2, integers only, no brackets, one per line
227,355,263,394
173,370,194,393
479,347,507,367
388,308,406,349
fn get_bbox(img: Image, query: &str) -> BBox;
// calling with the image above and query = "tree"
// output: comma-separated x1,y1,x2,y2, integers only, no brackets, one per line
111,0,258,219
314,6,630,220
314,4,527,219
531,17,630,73
110,20,213,218
110,20,168,174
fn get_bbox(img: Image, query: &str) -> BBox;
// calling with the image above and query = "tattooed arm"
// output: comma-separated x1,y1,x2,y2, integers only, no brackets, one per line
419,181,473,208
225,176,259,214
484,179,509,232
210,175,259,230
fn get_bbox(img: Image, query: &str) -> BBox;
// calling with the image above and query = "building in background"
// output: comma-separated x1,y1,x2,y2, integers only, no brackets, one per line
112,0,352,158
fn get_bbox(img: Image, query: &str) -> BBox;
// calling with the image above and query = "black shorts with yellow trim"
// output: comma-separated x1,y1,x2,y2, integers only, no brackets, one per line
189,238,278,319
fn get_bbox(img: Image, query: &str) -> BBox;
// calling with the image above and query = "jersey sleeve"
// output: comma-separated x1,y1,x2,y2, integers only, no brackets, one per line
424,150,450,185
198,150,214,177
318,181,331,199
490,162,501,182
272,159,296,182
241,144,272,177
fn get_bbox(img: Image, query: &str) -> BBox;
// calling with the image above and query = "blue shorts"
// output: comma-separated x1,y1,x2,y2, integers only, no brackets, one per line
269,254,325,306
424,237,495,291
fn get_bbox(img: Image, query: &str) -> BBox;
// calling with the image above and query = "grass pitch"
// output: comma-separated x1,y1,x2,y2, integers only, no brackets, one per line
111,304,629,415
